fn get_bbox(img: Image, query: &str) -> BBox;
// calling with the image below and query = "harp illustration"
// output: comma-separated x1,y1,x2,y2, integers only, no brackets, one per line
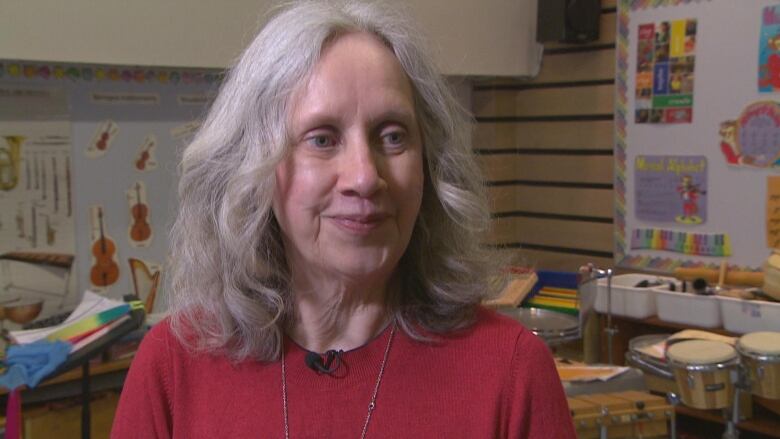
128,258,161,314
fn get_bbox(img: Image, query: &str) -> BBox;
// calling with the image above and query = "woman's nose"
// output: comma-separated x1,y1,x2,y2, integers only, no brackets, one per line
338,139,386,198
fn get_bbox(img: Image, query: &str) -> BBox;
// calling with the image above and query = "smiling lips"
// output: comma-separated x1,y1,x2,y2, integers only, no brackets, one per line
328,213,390,233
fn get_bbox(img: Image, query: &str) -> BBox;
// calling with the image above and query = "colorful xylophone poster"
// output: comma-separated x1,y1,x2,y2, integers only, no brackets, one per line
630,228,731,257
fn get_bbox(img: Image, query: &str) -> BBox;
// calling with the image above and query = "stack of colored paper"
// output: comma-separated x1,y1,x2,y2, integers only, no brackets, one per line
9,291,132,352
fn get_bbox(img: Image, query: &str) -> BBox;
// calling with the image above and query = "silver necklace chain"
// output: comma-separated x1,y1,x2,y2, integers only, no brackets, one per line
281,322,397,439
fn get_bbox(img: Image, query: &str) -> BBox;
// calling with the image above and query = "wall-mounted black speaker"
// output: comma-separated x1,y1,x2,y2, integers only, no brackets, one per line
537,0,601,44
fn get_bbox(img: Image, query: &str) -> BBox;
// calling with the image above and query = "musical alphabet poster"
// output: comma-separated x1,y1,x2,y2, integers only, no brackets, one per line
617,0,780,272
634,155,707,224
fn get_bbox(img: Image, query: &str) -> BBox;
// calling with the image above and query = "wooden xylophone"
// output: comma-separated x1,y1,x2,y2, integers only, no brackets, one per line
568,391,673,439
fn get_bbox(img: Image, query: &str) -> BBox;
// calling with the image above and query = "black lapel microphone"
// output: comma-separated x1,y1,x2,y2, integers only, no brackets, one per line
304,349,344,374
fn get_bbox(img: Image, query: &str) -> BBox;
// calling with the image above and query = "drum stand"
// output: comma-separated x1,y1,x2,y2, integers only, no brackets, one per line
577,265,615,362
600,268,617,364
722,366,750,439
667,392,680,439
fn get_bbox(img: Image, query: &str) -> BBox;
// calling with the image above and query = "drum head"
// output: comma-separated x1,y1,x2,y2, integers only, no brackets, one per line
498,307,579,335
738,331,780,356
667,340,736,364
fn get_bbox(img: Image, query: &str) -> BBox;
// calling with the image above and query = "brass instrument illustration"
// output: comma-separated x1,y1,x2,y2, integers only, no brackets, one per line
25,157,31,190
15,204,24,238
40,154,47,200
65,155,72,217
0,136,24,191
33,152,39,189
52,156,59,213
30,204,37,248
45,214,56,246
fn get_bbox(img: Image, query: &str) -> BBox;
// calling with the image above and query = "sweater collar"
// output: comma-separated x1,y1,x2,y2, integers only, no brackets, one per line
282,321,396,390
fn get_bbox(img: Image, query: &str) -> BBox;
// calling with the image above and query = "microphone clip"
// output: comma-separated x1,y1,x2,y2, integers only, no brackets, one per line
305,349,344,375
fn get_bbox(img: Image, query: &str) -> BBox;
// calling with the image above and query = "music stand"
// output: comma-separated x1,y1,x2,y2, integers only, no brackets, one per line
42,308,145,439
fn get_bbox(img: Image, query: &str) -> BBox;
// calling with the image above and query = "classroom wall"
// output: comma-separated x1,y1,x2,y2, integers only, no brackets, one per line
473,0,617,271
0,0,542,77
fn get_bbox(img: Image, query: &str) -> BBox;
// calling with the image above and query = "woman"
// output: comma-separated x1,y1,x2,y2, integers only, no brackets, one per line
112,2,575,437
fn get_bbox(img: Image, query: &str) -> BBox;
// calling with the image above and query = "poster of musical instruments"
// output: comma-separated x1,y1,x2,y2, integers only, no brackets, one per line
617,0,780,272
0,59,217,312
0,121,77,320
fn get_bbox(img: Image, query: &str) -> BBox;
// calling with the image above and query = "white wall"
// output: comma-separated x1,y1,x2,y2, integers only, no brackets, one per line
0,0,541,77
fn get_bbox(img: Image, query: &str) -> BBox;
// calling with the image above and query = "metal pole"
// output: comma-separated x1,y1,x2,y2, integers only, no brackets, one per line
82,362,91,439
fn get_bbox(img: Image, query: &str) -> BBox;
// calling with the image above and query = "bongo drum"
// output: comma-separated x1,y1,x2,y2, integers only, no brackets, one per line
626,334,673,379
666,340,739,409
736,331,780,399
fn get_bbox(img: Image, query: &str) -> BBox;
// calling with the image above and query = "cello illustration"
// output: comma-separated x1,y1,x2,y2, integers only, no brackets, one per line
129,182,152,244
90,206,120,287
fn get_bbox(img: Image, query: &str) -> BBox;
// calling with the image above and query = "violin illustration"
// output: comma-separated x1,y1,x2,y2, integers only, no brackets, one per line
135,148,150,171
129,182,152,244
96,129,110,151
0,136,23,191
90,207,120,287
134,135,157,172
88,121,118,157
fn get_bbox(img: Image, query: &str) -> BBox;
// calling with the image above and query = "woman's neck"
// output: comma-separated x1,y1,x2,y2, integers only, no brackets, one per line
287,277,393,353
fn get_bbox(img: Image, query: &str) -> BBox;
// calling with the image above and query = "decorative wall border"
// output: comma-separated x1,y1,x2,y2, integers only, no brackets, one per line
0,60,224,85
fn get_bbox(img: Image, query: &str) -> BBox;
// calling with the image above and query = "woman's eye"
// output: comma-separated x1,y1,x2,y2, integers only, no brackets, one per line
381,131,406,148
305,134,335,148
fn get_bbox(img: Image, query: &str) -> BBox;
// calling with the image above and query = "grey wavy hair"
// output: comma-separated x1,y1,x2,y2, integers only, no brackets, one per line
168,0,504,362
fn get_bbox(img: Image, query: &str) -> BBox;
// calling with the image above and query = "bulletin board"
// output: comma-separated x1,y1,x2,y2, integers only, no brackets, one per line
0,61,220,324
616,0,780,272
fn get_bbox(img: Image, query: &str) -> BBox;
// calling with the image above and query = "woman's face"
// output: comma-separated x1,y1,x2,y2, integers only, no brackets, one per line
273,32,424,284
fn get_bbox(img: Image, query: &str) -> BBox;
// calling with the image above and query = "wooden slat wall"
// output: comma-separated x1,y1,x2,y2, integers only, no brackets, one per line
474,1,617,271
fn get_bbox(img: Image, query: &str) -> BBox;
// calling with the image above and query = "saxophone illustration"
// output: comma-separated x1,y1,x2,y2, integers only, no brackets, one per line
0,136,24,191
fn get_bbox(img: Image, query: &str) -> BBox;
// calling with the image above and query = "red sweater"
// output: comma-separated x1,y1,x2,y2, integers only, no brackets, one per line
112,308,576,438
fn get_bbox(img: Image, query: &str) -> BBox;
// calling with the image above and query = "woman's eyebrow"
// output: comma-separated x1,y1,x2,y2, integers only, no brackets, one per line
368,108,417,127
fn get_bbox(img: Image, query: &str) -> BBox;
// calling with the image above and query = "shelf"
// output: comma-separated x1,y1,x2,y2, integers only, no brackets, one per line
676,405,780,438
602,313,737,337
